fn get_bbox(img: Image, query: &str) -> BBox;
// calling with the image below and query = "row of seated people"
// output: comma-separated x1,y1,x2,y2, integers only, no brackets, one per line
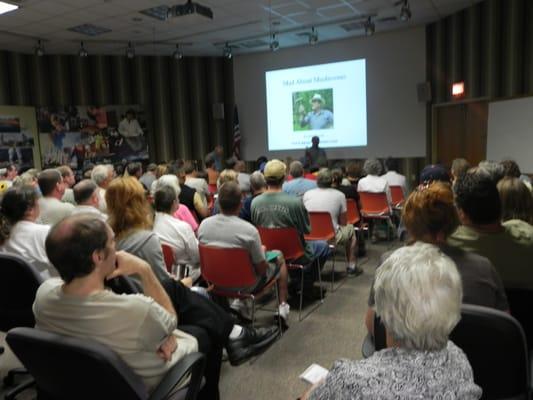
2,155,533,398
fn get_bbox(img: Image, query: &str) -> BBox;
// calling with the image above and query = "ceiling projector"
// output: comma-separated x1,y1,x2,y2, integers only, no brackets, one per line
169,0,213,19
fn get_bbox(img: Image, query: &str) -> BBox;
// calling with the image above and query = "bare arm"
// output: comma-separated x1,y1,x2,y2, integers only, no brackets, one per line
365,307,375,335
107,251,176,318
300,380,325,400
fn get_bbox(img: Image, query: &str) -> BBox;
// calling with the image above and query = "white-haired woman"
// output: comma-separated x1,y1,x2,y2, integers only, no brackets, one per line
152,174,198,232
303,243,482,399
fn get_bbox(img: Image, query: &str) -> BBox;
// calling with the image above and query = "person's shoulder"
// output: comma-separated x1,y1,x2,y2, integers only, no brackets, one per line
441,244,494,272
503,220,533,244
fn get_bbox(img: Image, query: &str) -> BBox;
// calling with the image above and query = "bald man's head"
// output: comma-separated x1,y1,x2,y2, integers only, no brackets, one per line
73,179,98,205
46,215,111,283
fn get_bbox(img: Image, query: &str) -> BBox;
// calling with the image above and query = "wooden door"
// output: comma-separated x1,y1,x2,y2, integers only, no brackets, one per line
433,101,488,167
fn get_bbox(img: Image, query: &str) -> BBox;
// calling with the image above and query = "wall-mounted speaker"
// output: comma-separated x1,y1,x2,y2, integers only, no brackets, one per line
417,82,432,103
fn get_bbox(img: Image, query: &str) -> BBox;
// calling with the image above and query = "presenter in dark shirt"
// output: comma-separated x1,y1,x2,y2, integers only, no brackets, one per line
303,136,327,169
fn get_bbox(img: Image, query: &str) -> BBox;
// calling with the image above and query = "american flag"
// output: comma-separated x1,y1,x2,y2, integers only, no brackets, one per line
232,106,241,160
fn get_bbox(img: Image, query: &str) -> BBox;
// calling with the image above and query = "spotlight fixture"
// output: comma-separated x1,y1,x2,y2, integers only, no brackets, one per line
400,0,411,22
78,41,88,57
125,41,135,59
34,40,45,57
269,33,279,52
223,42,232,59
172,44,183,59
364,17,375,36
308,26,318,45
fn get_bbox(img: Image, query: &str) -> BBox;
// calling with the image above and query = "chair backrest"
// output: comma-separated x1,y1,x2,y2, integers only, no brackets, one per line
505,288,533,351
257,226,305,262
161,244,176,273
306,211,336,241
0,253,44,332
359,192,390,215
7,327,148,400
346,199,361,225
450,304,529,400
389,186,404,206
198,244,258,290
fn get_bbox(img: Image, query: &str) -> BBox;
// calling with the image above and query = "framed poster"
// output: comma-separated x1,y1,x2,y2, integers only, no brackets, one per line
0,106,40,170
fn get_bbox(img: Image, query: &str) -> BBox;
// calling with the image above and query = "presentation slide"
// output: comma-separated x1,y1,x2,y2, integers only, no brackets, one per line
265,59,367,151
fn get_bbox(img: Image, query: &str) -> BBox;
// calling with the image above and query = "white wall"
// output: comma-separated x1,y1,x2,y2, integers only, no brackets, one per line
234,27,427,161
488,96,533,173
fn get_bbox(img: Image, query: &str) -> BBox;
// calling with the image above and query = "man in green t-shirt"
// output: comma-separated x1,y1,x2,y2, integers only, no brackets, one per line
251,159,330,299
448,167,533,289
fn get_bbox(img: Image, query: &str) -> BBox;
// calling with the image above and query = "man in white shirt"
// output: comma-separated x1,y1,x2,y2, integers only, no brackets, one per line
118,109,144,152
33,215,198,393
71,179,107,222
234,160,251,193
58,165,76,205
91,164,114,213
303,169,361,276
153,186,200,281
382,157,407,196
357,159,392,207
37,169,75,226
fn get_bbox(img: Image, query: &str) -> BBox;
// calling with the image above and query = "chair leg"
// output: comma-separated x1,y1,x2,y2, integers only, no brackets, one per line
317,259,323,302
299,268,304,321
274,283,282,335
251,295,256,329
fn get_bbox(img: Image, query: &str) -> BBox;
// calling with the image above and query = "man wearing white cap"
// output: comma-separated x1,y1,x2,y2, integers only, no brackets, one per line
299,93,334,130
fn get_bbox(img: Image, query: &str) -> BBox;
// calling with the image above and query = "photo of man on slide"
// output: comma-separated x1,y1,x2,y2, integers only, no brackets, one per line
294,90,334,131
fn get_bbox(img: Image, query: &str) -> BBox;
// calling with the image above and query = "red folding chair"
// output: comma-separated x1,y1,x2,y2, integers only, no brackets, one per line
161,244,175,274
347,198,369,239
389,186,405,209
304,212,344,291
198,244,282,331
359,192,393,241
257,227,323,321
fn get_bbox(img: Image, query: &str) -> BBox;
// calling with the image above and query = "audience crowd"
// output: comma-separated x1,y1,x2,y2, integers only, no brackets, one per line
0,151,532,399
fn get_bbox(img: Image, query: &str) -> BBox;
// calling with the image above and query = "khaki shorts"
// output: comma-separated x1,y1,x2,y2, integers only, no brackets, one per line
335,224,355,246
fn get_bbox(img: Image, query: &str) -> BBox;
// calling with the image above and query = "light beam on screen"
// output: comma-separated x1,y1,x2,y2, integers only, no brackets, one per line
265,59,367,151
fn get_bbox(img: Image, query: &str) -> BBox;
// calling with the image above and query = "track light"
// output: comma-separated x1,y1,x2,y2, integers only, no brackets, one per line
269,33,279,52
172,44,183,60
364,17,375,36
34,40,45,57
125,41,135,59
309,27,318,45
400,0,411,22
223,42,232,59
78,41,88,57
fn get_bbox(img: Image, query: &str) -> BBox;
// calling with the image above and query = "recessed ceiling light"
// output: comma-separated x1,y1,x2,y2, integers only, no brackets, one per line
68,24,112,37
0,1,18,16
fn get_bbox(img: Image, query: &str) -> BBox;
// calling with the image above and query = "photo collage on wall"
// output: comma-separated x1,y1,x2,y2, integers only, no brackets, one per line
37,105,149,171
0,106,39,171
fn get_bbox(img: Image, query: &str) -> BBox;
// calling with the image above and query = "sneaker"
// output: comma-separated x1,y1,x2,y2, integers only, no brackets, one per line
347,266,363,276
278,302,290,321
225,326,279,366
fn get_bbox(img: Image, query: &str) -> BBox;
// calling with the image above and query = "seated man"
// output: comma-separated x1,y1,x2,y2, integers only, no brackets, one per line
37,169,75,226
71,179,107,222
448,167,533,289
303,169,361,276
282,161,317,198
33,215,198,394
153,185,201,281
240,171,267,223
357,159,391,206
252,159,330,299
199,182,290,325
381,157,407,196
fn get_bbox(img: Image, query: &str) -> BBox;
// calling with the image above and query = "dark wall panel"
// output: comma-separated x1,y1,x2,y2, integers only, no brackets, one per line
464,4,481,98
111,56,132,105
187,57,209,161
132,56,156,161
206,57,225,151
49,55,72,106
8,53,30,105
28,55,51,106
170,58,191,159
0,51,9,104
91,55,112,106
151,56,173,162
71,56,93,105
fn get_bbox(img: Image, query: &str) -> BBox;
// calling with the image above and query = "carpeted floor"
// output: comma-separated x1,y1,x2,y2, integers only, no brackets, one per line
219,241,393,400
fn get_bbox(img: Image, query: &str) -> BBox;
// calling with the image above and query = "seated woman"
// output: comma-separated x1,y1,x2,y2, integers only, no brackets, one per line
151,174,199,232
0,185,55,278
304,243,482,399
497,177,533,225
106,177,279,400
365,182,508,335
